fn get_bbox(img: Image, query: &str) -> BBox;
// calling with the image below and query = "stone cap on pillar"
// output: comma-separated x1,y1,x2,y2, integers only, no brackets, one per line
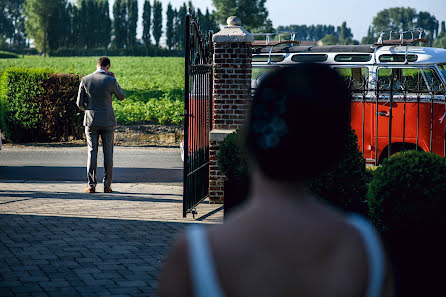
213,16,254,43
210,129,236,142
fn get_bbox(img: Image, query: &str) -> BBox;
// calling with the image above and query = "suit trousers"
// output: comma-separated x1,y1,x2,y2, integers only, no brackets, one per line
85,126,115,188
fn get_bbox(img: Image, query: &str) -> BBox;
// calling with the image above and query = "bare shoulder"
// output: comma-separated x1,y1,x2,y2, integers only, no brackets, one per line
158,234,193,297
338,216,395,297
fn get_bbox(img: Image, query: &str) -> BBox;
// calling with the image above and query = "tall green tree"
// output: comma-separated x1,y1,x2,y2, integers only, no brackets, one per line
166,2,175,50
416,11,439,45
47,0,70,52
337,21,353,45
369,7,439,46
100,0,112,48
204,8,220,34
175,3,187,51
361,26,376,44
212,0,272,32
187,0,194,15
152,0,162,46
142,0,151,46
372,7,417,33
1,1,14,48
193,7,220,36
0,0,27,49
86,0,98,48
433,21,446,49
24,0,62,55
127,0,138,49
276,24,338,41
113,0,127,48
77,0,88,48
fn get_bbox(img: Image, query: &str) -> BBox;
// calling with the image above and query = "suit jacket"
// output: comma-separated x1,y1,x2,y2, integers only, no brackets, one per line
76,70,125,127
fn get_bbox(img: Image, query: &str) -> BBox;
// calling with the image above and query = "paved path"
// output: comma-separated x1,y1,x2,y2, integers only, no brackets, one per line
0,146,183,184
0,146,223,296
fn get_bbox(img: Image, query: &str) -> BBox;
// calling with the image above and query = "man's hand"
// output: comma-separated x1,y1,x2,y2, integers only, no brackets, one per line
108,71,115,78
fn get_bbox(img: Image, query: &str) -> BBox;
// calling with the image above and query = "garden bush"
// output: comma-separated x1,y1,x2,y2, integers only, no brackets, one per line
0,51,18,59
217,130,248,181
367,150,446,233
367,150,446,296
0,68,83,143
309,127,369,215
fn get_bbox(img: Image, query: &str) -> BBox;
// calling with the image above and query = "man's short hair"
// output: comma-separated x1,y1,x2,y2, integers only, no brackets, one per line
97,56,111,67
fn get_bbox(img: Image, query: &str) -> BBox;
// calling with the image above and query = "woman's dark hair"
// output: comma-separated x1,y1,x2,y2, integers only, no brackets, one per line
245,63,351,181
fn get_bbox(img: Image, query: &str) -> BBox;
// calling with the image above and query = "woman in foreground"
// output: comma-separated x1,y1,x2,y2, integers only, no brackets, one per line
158,64,393,297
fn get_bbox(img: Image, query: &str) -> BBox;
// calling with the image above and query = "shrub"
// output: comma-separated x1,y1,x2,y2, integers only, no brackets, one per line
0,68,83,143
367,150,446,233
217,130,248,181
364,166,377,184
0,51,18,59
367,150,446,296
308,127,369,215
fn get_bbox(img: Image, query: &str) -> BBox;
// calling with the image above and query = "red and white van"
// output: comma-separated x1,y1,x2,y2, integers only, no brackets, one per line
251,31,446,165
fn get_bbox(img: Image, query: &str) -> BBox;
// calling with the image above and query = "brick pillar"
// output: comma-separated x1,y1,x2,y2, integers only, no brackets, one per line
209,16,253,203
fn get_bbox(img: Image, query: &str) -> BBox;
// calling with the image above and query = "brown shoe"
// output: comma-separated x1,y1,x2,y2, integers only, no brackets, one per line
104,187,112,193
83,187,95,193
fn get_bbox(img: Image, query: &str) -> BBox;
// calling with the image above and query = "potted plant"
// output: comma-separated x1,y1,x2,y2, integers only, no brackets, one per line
217,130,249,217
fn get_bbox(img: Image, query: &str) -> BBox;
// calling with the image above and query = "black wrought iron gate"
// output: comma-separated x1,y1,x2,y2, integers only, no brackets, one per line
183,14,213,217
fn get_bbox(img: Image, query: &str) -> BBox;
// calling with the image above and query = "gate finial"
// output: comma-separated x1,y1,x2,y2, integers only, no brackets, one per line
227,16,241,26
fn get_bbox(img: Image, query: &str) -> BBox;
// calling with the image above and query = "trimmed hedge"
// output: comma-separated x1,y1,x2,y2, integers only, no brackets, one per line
0,51,19,59
217,130,248,181
367,150,446,233
0,68,83,143
367,150,446,296
309,127,369,215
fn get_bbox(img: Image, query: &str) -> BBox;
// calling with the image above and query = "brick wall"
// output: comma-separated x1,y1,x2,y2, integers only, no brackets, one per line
209,42,252,203
212,43,252,130
209,138,225,202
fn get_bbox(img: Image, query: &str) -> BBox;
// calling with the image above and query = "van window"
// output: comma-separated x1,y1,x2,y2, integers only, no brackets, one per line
335,68,369,91
252,55,285,62
291,54,327,62
379,54,418,62
378,68,428,93
438,63,446,80
422,68,445,94
334,54,371,62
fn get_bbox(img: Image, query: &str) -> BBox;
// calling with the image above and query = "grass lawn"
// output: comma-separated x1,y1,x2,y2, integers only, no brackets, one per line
0,56,185,125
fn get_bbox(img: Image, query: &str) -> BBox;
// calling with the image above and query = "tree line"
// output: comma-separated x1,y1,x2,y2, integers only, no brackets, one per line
0,0,220,56
361,7,446,47
276,22,355,45
1,1,446,56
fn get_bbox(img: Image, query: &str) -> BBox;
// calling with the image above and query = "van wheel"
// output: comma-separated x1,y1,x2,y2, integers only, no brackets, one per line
378,143,423,164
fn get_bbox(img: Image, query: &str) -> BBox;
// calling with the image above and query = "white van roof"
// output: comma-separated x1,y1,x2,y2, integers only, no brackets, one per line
252,45,446,66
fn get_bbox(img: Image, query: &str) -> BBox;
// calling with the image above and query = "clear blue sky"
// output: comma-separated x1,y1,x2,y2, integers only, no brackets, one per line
108,0,446,41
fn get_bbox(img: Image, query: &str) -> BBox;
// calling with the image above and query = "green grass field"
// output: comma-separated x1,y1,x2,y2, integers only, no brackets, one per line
0,56,185,125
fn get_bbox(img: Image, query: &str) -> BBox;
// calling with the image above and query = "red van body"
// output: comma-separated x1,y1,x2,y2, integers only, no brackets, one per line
252,43,446,164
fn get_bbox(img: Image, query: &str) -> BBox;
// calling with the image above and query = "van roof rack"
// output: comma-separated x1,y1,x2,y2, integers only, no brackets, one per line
371,29,428,64
251,31,301,47
374,29,429,46
251,32,301,64
252,40,301,47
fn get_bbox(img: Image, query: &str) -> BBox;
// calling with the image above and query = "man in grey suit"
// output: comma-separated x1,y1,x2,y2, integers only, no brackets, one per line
77,57,125,193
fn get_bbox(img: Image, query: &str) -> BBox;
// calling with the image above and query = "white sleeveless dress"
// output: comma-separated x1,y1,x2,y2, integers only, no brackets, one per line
186,214,385,297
